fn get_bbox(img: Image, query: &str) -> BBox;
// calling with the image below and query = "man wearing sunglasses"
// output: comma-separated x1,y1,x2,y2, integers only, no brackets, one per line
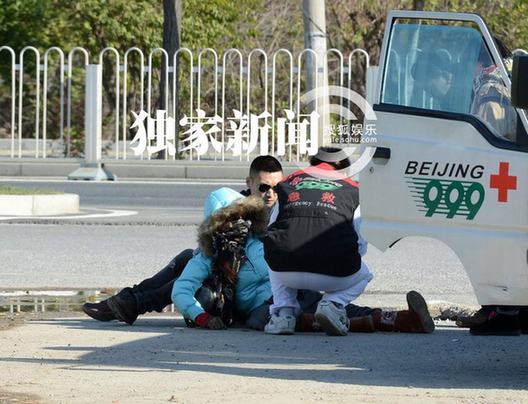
411,50,453,111
241,156,283,223
82,155,285,325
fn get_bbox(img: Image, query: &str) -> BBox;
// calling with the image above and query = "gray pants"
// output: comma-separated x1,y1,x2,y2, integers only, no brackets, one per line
246,290,323,330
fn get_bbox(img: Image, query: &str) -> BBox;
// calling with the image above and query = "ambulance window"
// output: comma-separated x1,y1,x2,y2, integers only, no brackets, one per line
381,19,523,143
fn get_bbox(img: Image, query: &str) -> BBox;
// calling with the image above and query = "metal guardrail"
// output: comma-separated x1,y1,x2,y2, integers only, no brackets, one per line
0,46,370,162
0,290,93,313
0,290,179,314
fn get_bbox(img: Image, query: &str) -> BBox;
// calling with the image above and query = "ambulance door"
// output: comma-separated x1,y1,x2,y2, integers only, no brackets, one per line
359,11,528,305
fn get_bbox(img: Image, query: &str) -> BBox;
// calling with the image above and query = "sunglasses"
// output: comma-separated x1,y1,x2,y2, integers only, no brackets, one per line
258,183,278,193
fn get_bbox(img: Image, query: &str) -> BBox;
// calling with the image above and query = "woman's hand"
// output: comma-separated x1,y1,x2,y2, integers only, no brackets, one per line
195,312,226,329
206,316,227,330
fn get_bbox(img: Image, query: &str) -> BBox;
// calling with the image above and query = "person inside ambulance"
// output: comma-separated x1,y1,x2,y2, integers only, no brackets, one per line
411,50,453,111
469,37,518,142
456,38,528,335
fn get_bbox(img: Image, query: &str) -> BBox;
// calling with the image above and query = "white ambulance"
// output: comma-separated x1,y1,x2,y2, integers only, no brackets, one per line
359,11,528,306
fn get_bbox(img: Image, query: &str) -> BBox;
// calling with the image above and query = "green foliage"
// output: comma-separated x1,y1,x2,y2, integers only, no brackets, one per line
0,0,57,51
182,0,261,49
0,0,163,56
0,185,62,195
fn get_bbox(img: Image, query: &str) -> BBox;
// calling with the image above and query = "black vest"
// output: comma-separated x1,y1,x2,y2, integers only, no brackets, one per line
264,164,362,277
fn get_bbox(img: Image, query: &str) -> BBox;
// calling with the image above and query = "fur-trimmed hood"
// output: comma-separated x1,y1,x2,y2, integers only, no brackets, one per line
198,193,268,258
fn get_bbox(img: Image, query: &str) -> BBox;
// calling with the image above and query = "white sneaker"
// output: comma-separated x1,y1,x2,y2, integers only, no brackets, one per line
314,300,350,336
264,314,296,335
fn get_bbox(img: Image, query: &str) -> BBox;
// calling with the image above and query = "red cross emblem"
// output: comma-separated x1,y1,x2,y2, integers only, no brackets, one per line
489,162,517,203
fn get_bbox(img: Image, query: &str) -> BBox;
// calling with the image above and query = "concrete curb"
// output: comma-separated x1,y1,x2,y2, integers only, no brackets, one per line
0,159,304,179
0,193,79,216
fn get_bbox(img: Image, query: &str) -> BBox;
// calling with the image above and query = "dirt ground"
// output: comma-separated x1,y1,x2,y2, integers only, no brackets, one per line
1,312,527,403
0,312,21,331
0,313,42,403
0,311,73,331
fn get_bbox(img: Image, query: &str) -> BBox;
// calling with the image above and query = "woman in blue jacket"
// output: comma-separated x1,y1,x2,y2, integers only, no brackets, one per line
172,187,434,334
171,187,273,330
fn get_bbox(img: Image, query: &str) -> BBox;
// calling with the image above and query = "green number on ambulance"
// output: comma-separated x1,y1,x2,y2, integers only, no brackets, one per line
423,180,443,217
464,182,485,220
445,181,465,218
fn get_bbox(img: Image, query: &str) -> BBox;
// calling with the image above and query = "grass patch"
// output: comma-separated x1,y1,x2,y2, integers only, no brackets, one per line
0,185,63,195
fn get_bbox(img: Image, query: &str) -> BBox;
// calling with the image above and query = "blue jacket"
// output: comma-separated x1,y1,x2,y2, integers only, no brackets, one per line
171,187,272,321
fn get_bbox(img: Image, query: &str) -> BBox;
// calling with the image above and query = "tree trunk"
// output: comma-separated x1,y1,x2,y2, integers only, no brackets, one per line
158,0,182,159
413,0,425,10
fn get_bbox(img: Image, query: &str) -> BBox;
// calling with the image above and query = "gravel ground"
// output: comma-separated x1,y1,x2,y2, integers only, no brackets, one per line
0,314,527,403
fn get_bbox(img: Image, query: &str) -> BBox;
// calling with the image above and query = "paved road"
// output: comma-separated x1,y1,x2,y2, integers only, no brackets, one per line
0,178,246,224
0,178,479,307
0,223,477,307
0,178,241,208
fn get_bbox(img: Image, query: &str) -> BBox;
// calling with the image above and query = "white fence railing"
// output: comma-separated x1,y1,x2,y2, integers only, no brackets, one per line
0,46,370,162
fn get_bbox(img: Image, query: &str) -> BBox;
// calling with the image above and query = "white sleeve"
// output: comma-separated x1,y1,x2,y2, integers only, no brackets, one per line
353,206,368,257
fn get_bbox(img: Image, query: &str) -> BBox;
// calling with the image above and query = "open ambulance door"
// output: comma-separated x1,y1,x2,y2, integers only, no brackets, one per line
359,11,528,306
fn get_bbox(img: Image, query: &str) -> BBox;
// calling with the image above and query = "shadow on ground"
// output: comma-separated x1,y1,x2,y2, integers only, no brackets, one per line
2,317,528,390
